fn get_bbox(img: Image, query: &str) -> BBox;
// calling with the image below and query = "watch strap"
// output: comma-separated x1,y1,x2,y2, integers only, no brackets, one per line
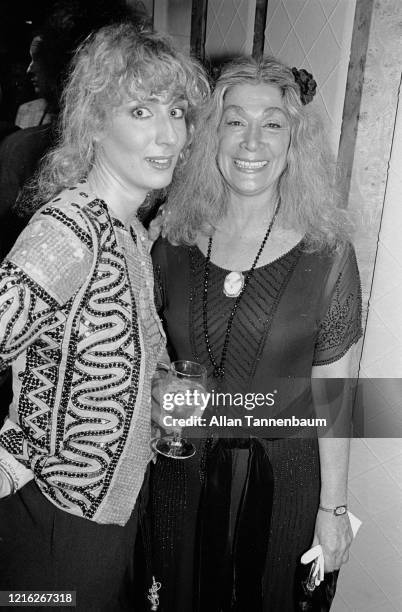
319,504,348,516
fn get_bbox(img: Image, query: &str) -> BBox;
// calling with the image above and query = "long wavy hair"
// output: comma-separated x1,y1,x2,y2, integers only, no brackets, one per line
164,56,350,251
28,23,209,210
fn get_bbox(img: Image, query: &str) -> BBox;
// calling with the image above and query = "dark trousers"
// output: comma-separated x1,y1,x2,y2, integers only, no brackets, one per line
0,480,140,611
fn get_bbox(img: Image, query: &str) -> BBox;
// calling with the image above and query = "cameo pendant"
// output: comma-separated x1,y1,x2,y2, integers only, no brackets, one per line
223,271,245,298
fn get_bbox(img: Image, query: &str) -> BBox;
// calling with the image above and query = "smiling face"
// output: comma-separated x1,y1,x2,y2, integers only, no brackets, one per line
217,83,290,202
95,96,188,202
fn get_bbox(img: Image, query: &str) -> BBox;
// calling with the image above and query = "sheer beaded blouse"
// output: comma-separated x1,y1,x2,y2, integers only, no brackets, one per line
0,182,165,525
153,238,362,394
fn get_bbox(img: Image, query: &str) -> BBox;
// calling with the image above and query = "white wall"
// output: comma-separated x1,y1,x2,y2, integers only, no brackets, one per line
205,0,257,59
359,75,402,381
333,69,402,612
264,0,356,154
331,438,402,612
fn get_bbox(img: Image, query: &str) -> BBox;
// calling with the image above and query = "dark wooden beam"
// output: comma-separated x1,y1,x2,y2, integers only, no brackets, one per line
190,0,208,61
337,0,375,207
252,0,268,59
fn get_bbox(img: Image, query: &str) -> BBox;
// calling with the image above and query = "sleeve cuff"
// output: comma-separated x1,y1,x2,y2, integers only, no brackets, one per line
0,442,34,491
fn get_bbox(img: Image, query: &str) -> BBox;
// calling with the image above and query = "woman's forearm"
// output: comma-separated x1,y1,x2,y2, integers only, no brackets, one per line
318,437,350,506
312,348,355,506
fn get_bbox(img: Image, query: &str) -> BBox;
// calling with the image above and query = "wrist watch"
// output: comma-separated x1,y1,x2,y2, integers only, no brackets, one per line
319,504,348,516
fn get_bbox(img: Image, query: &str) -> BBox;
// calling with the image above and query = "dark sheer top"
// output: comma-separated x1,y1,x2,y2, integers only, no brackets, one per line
153,238,362,415
150,238,362,611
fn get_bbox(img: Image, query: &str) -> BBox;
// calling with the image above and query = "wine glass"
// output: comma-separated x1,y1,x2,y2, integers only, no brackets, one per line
151,360,207,459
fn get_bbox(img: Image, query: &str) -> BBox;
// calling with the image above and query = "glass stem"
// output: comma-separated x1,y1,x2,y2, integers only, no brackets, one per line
171,431,182,446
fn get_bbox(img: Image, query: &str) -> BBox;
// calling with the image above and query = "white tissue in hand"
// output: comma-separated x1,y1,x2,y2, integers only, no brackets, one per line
301,544,325,584
300,510,362,586
301,544,322,565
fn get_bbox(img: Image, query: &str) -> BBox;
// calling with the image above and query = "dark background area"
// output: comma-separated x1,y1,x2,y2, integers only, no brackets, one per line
0,0,53,121
0,0,154,423
0,1,47,418
0,0,152,123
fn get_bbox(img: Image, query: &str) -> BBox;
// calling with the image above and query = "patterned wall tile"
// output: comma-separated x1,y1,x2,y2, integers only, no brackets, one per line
334,551,395,610
373,503,402,552
365,556,402,602
349,464,402,515
391,596,402,611
338,436,402,609
349,516,398,564
205,0,256,59
268,0,306,27
290,0,328,54
265,2,293,54
264,0,356,152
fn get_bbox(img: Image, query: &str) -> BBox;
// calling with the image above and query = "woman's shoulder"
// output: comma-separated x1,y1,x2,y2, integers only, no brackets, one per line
14,182,99,266
5,185,95,302
40,182,93,215
35,182,105,240
311,240,360,309
326,240,359,278
295,241,360,308
302,239,357,269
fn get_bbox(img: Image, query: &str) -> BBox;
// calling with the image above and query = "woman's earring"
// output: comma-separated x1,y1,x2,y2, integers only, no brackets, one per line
178,148,189,165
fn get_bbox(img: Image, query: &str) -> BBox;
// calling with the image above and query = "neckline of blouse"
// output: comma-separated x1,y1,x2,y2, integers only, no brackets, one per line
191,238,305,274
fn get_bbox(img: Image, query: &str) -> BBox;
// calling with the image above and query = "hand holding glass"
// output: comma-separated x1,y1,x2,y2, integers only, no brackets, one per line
151,360,207,459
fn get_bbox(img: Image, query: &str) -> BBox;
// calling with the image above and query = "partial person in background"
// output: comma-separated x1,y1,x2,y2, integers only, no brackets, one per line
150,56,362,611
0,0,152,261
14,34,57,129
0,23,208,610
0,14,76,245
0,0,154,429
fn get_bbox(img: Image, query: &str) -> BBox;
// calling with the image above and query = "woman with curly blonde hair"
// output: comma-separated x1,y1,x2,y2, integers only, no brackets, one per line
0,23,208,610
151,56,361,611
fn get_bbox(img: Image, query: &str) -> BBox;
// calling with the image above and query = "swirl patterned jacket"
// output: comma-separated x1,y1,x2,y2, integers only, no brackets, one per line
0,182,165,525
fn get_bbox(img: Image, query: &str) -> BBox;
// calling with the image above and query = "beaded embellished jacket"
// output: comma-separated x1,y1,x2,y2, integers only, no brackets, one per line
0,183,165,525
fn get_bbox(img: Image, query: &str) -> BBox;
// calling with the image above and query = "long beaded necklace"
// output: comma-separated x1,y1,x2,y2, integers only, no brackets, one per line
203,199,281,379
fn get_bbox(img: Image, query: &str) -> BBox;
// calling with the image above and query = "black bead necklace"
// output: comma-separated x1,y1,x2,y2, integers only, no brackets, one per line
202,199,281,379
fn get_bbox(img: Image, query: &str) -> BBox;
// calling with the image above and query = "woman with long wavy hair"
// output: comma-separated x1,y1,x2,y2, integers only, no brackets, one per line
0,23,208,610
151,56,361,611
